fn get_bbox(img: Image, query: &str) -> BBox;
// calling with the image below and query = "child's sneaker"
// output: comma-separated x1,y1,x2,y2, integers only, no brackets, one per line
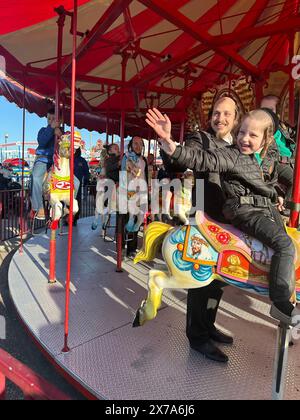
125,219,135,232
270,302,300,325
36,209,46,220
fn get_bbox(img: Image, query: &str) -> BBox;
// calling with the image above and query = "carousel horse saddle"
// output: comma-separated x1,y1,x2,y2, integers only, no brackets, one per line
194,211,273,286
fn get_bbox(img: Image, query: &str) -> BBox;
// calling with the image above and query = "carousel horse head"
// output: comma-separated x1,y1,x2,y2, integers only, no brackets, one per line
132,211,300,328
56,131,82,160
43,132,80,225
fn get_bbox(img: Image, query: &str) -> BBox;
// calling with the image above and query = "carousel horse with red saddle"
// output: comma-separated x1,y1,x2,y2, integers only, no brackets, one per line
42,132,80,282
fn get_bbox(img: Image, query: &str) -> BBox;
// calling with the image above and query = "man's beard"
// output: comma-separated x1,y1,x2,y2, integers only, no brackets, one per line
215,127,230,140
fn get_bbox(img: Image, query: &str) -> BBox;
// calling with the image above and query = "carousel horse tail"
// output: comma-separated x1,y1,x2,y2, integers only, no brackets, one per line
134,222,173,265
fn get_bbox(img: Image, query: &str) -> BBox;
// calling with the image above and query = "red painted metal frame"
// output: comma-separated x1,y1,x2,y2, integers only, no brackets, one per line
0,348,70,400
63,0,78,353
49,229,57,284
290,113,300,228
207,15,300,48
138,0,261,79
19,77,26,255
61,0,134,75
175,0,270,108
49,10,66,284
289,33,296,127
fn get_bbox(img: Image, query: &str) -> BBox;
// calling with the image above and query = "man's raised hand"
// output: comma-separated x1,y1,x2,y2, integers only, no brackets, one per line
146,108,176,155
146,108,171,139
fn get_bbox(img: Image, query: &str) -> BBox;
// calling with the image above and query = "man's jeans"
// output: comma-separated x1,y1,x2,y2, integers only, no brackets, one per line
31,161,48,211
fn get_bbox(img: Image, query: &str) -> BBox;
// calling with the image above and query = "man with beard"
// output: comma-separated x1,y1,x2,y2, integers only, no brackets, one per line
162,96,240,363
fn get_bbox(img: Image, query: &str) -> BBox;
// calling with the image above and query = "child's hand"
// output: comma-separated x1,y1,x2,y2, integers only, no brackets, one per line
277,196,286,212
54,127,62,137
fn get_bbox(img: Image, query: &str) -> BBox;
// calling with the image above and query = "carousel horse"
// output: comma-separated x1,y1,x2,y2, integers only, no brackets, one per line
43,133,79,225
133,211,300,327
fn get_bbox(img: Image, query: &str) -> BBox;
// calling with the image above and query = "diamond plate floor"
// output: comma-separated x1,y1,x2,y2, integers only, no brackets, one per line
8,218,300,400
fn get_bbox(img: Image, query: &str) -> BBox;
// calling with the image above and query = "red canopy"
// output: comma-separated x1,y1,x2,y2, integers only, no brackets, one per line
1,0,300,134
3,158,29,167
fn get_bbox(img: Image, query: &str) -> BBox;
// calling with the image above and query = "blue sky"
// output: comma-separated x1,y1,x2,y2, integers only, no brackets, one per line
0,95,120,148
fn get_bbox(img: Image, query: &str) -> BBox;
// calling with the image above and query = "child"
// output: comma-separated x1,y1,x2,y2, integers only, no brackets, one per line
92,144,119,234
146,107,298,325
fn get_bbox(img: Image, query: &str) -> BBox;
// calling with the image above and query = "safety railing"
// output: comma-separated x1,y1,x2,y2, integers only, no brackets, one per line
0,348,71,400
0,188,44,242
0,186,96,242
80,184,96,219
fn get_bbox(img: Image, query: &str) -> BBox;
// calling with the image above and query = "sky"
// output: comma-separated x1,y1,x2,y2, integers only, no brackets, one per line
0,95,121,149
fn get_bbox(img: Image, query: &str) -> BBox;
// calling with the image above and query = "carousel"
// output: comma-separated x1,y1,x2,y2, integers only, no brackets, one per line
1,0,300,400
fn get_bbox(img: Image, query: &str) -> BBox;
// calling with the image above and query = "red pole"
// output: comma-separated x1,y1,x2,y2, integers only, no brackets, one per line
116,57,127,273
19,76,26,255
0,371,5,400
289,32,295,127
116,108,125,273
289,107,300,228
255,79,264,108
63,0,77,353
179,114,185,144
55,12,65,129
48,10,65,281
49,229,57,283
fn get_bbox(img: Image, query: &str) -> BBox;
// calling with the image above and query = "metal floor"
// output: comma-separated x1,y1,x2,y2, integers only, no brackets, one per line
8,218,300,400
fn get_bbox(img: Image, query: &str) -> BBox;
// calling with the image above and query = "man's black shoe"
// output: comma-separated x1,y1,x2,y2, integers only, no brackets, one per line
127,252,136,259
209,329,233,345
190,340,228,363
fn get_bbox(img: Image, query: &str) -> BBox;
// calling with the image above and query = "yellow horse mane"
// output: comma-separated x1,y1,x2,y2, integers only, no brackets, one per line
134,222,173,264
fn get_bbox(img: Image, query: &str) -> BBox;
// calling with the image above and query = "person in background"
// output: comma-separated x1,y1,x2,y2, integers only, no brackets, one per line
260,95,295,210
73,133,90,226
31,108,62,220
105,144,120,184
260,95,296,160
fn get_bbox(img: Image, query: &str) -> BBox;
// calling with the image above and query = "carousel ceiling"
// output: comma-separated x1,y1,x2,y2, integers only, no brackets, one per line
0,0,300,134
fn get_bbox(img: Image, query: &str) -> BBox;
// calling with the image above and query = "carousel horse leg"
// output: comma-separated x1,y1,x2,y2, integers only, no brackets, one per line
272,322,291,400
73,198,79,216
50,200,63,222
133,213,144,232
133,270,168,327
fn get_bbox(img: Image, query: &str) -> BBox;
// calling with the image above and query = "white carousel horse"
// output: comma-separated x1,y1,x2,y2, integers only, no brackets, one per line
43,133,79,224
133,211,300,327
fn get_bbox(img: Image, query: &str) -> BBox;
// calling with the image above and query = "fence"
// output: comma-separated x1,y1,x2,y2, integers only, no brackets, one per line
0,348,70,400
0,186,96,242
